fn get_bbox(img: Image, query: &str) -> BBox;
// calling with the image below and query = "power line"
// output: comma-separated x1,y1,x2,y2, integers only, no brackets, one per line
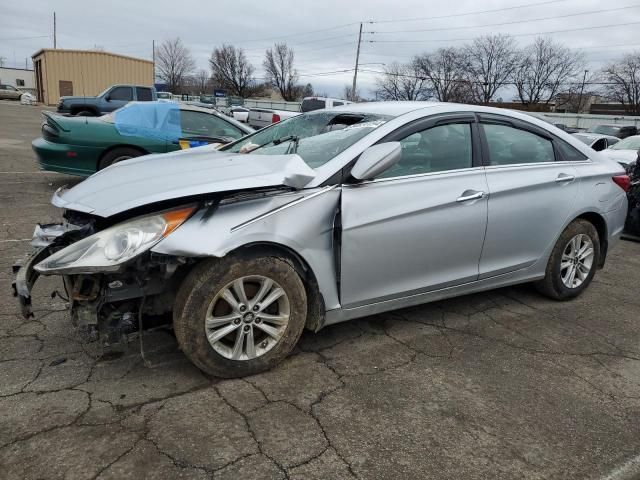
368,0,567,24
234,22,360,44
368,20,640,43
0,35,50,41
368,5,640,35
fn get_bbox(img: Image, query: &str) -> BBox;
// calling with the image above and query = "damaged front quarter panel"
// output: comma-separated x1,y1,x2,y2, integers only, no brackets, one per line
151,186,343,313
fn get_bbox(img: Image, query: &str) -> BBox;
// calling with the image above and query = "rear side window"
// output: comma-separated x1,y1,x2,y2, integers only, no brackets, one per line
333,101,344,107
136,87,153,101
109,87,133,101
482,123,555,165
555,139,588,161
301,99,326,112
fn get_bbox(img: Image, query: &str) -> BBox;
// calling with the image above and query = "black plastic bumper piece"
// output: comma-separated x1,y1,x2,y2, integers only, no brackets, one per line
12,247,52,319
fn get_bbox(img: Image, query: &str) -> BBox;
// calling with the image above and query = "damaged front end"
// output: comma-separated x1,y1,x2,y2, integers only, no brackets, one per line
12,206,196,347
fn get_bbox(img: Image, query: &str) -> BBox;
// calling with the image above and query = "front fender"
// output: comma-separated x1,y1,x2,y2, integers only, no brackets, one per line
152,188,342,310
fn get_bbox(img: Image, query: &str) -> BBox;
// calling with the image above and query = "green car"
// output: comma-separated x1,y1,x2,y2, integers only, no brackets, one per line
33,102,254,176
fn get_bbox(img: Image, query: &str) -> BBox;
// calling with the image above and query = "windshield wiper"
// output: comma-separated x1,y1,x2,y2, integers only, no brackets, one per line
249,135,299,154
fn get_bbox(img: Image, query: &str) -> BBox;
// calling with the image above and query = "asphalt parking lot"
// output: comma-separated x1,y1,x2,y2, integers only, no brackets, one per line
1,101,640,480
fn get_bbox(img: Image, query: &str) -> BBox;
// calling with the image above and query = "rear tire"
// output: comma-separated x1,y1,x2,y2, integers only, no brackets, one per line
173,254,307,378
535,219,600,300
98,147,143,170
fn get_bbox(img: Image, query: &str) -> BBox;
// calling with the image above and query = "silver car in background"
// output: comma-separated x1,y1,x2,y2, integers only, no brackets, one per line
14,102,629,377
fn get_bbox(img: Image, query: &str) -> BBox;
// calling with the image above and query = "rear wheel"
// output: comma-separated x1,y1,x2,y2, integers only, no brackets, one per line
535,219,600,300
98,147,143,170
173,255,307,378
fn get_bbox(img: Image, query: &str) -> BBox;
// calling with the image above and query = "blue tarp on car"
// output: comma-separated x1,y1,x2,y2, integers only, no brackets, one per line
113,102,182,142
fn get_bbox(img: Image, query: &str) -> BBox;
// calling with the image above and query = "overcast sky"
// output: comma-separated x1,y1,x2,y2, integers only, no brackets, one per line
2,0,640,99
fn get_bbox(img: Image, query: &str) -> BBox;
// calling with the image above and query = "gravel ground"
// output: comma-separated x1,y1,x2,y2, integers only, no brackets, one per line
1,101,640,479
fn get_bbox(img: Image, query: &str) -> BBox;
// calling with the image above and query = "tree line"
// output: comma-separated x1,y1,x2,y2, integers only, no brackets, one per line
155,37,314,101
154,35,640,114
374,34,640,114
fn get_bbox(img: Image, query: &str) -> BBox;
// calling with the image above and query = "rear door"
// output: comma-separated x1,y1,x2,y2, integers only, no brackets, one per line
340,113,489,307
135,87,153,102
478,115,579,278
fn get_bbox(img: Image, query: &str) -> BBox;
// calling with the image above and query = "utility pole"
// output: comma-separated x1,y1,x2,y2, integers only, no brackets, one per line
152,40,155,84
351,22,363,101
577,69,589,114
53,12,57,49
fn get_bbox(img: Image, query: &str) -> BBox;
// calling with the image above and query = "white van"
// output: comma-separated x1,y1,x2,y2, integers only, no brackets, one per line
301,96,353,112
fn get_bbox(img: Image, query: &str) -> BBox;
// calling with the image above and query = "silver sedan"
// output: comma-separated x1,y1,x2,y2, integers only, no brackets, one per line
16,102,629,377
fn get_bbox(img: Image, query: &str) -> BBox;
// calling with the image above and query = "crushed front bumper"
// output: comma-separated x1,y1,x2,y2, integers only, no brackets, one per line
12,246,54,318
11,222,88,318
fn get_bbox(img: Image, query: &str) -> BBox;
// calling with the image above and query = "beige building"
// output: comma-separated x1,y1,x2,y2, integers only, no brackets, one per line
31,49,153,105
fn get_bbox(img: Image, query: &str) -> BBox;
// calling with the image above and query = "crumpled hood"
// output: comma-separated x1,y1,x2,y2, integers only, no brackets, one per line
52,146,316,217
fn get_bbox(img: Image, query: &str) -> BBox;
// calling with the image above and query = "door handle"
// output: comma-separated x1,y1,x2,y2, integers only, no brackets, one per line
555,173,575,183
456,191,485,202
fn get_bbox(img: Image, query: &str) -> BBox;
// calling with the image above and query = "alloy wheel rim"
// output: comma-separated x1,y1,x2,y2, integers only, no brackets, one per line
204,275,290,361
560,234,595,289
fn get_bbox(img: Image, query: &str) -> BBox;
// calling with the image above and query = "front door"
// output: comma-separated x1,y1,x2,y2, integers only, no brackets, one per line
339,118,489,308
478,118,580,278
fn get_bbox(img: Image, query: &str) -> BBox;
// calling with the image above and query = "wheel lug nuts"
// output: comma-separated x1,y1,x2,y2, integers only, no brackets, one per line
239,305,246,312
255,318,261,324
234,318,241,325
243,325,250,332
253,305,259,311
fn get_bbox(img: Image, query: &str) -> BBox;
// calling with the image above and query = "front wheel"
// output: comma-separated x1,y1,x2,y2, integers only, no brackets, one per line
535,219,600,300
173,255,308,377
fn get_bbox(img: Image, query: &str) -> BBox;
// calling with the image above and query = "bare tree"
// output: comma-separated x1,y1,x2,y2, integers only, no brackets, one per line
343,85,361,102
374,62,430,101
413,47,469,103
602,52,640,115
155,38,196,93
0,56,5,67
513,37,584,106
462,34,518,103
263,43,299,101
209,44,255,97
188,69,211,93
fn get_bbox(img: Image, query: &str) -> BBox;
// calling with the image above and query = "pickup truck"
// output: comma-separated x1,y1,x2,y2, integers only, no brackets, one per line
56,84,157,116
247,108,300,129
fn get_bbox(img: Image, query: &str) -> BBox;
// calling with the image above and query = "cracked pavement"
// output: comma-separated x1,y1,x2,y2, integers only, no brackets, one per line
1,102,640,479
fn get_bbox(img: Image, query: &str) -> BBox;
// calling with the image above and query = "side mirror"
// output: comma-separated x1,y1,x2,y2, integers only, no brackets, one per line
351,142,402,180
104,95,111,101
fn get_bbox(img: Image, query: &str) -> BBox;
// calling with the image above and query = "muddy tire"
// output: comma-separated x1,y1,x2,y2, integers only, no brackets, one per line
98,147,143,170
173,254,307,378
535,219,600,300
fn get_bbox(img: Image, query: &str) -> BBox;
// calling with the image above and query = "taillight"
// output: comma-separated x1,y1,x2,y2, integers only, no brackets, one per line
612,175,631,192
272,113,281,123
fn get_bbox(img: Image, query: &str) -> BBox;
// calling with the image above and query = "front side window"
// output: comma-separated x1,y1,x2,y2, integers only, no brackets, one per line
555,139,588,160
180,111,244,139
482,124,555,165
136,87,153,101
109,87,133,101
222,111,391,169
333,101,344,107
301,99,326,112
376,123,473,179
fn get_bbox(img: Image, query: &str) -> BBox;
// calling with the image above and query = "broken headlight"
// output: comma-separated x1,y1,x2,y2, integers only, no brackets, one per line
35,206,195,274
